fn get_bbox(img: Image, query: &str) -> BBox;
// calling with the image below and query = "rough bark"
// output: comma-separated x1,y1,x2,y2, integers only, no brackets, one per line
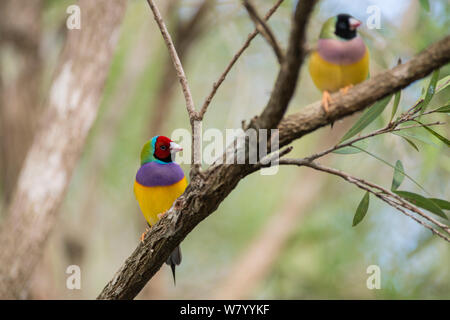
97,35,450,300
250,0,317,130
0,0,127,299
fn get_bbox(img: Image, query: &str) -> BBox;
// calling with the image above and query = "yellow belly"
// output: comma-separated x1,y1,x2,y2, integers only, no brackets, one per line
134,177,188,226
308,50,369,92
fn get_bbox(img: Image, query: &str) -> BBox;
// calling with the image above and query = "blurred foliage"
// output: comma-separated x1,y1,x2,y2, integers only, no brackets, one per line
14,0,449,299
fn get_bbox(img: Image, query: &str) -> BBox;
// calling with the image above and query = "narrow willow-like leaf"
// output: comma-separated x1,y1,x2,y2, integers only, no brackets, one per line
391,160,405,190
436,75,450,93
393,190,448,219
419,69,439,115
353,192,370,226
353,146,429,195
390,90,401,122
434,104,450,113
416,120,450,147
400,136,420,151
333,140,368,154
419,0,430,12
392,131,436,147
429,198,450,210
340,95,393,142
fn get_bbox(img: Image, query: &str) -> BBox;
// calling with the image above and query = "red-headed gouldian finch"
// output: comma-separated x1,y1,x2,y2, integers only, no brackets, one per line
309,13,369,113
134,135,187,284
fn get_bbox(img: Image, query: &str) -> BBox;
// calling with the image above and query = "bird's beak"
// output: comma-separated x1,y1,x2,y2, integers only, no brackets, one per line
349,17,361,31
170,142,183,153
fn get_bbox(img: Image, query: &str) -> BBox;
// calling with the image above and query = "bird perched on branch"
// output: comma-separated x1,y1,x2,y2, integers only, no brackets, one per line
309,13,369,114
134,135,187,284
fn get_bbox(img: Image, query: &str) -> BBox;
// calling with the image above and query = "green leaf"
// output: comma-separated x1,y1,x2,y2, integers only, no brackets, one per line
434,104,450,113
353,192,370,226
419,69,439,115
354,146,429,195
436,75,450,93
333,140,368,154
416,120,450,147
340,95,393,142
429,198,450,211
400,136,420,151
393,190,448,220
391,160,405,190
419,0,430,12
390,90,401,122
392,131,436,147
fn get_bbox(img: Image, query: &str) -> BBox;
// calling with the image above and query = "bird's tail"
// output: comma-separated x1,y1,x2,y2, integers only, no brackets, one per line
165,245,182,285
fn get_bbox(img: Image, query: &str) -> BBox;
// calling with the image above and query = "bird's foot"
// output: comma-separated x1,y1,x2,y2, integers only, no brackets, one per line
321,91,332,114
140,227,149,243
339,84,353,95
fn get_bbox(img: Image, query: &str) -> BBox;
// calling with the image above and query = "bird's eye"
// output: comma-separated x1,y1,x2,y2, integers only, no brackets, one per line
160,145,167,150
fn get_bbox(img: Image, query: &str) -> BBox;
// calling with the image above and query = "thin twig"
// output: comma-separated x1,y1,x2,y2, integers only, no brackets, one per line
275,159,450,242
383,198,450,242
147,0,201,173
148,0,212,137
198,0,284,119
405,98,425,116
259,146,293,166
242,0,284,63
303,93,444,163
305,121,444,162
147,0,196,120
279,159,450,232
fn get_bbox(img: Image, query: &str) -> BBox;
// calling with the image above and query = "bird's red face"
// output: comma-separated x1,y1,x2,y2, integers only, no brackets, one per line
154,136,183,162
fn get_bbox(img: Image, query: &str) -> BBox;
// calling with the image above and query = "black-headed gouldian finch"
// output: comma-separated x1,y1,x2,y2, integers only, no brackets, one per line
309,13,369,113
134,135,187,284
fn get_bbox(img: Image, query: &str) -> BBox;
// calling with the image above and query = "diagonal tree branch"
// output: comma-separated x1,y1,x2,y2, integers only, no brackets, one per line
250,0,317,130
277,159,450,242
243,0,284,63
97,34,449,299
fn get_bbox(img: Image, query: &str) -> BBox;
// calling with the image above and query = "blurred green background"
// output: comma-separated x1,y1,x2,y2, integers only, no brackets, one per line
1,0,448,299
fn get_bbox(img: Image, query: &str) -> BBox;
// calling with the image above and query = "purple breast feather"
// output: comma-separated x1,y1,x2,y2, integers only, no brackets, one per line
318,36,366,65
136,162,185,187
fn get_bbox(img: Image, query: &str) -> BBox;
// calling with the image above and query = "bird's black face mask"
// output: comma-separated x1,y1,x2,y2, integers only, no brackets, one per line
335,14,357,40
154,152,173,163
